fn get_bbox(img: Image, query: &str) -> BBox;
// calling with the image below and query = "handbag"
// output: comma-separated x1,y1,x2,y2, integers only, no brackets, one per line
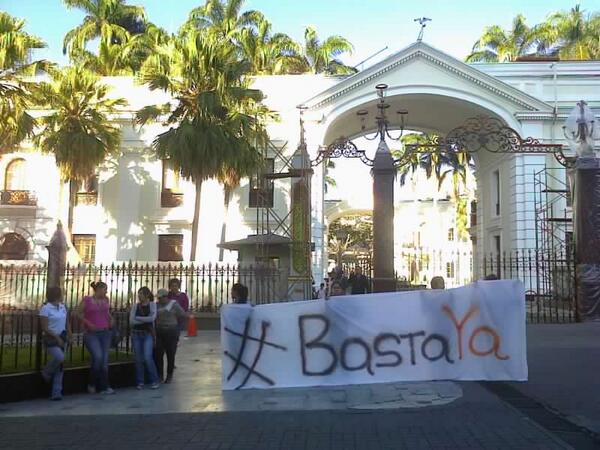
110,327,122,348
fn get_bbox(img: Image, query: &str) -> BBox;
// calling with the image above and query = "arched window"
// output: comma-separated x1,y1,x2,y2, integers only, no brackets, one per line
4,158,27,191
0,232,29,260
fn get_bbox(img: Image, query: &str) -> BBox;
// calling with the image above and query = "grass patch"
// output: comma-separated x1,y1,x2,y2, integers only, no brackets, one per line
0,345,133,375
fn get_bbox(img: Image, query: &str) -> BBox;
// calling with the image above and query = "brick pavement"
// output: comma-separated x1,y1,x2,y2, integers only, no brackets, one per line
0,382,570,450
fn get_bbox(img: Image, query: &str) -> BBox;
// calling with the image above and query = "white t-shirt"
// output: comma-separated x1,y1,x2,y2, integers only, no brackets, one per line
39,303,67,335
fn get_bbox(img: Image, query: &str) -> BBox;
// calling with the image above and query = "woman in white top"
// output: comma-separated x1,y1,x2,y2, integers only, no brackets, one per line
39,287,72,400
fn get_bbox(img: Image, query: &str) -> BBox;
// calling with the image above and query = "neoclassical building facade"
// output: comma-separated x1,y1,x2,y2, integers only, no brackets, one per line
1,42,599,287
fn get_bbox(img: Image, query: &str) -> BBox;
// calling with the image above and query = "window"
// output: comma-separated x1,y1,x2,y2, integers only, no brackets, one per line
0,232,28,260
447,228,455,241
158,234,183,261
492,170,500,216
249,158,274,207
72,234,96,264
4,158,27,191
446,262,455,279
470,200,477,227
161,161,183,207
161,160,181,193
493,235,501,256
75,176,98,206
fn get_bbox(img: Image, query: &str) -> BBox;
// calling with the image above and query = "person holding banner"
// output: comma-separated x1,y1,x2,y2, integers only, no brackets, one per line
231,283,250,304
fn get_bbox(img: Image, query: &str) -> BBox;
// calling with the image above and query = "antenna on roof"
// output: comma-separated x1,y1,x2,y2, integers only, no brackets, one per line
414,17,431,42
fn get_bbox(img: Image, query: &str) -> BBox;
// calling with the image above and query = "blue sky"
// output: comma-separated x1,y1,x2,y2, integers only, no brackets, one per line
1,0,592,67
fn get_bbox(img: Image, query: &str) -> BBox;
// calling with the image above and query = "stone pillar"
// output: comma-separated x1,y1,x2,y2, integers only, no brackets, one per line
289,139,313,300
372,140,396,293
46,222,68,291
573,157,600,321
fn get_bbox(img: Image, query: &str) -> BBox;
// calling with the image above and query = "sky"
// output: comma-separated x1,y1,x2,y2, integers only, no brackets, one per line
1,0,593,67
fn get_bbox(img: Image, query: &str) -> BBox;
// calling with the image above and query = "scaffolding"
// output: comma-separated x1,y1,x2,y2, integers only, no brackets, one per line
252,118,313,301
534,167,574,304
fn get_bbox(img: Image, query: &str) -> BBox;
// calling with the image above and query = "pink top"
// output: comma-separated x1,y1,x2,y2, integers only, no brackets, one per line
83,296,110,330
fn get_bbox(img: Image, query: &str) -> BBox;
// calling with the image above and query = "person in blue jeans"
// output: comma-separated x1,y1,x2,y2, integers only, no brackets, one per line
76,281,114,395
129,287,160,389
39,287,72,400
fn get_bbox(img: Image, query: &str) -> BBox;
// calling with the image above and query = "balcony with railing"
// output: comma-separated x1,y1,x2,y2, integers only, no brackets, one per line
0,190,37,207
161,190,184,208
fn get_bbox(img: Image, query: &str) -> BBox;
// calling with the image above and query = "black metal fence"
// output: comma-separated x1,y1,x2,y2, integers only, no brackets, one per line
0,262,280,374
0,262,281,311
481,249,576,323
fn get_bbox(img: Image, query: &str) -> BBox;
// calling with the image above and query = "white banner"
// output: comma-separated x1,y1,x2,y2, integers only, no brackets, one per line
221,280,527,390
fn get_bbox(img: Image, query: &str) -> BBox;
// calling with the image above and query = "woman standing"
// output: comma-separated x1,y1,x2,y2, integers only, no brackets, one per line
39,287,71,401
129,287,160,389
155,288,186,383
76,281,114,395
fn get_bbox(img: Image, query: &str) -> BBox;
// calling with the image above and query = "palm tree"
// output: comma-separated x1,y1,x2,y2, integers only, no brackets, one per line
545,5,600,60
183,0,253,41
0,12,50,152
300,26,355,74
35,66,126,236
395,134,473,240
137,30,268,260
62,0,147,57
237,12,301,74
467,14,546,62
216,153,263,261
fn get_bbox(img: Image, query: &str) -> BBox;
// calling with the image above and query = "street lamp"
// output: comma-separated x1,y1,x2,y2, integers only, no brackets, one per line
563,100,596,158
357,84,408,142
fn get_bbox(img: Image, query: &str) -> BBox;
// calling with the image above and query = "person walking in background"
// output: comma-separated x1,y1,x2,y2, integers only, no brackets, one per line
168,278,189,337
329,281,346,297
349,266,370,295
317,283,326,299
130,287,160,390
430,276,446,290
76,281,114,395
39,287,71,401
155,289,187,383
231,283,250,304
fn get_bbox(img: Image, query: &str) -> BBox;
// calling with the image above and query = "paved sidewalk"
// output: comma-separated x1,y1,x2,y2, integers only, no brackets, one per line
0,330,580,449
0,384,569,450
511,323,600,435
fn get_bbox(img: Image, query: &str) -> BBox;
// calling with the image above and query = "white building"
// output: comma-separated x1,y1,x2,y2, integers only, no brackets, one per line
1,42,599,292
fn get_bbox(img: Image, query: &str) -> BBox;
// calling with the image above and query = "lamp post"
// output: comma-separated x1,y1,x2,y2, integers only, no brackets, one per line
357,84,407,292
564,101,600,321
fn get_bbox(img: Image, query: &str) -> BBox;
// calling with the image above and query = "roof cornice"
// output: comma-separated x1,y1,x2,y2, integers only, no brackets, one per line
302,42,552,113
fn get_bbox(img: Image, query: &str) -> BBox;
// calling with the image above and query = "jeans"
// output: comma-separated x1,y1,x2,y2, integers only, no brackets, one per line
131,331,159,385
155,328,179,379
42,345,65,398
84,330,111,391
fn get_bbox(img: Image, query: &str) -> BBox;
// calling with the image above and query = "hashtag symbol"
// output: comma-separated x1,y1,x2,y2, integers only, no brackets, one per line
224,318,287,389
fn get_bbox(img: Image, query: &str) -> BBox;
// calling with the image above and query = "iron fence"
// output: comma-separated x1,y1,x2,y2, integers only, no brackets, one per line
481,249,576,323
0,262,281,311
0,309,131,375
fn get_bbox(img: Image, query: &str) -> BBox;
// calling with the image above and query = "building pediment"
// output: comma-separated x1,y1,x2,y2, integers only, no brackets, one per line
301,41,552,114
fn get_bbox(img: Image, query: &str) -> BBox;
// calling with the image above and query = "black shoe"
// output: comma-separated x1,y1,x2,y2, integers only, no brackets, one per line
164,375,173,384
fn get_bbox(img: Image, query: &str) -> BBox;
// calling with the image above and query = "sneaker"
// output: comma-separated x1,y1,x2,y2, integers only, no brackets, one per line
50,395,62,401
150,383,160,390
136,384,143,390
100,388,115,395
87,385,96,394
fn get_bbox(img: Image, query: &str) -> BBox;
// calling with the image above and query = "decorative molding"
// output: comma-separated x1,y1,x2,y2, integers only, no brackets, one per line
303,43,552,113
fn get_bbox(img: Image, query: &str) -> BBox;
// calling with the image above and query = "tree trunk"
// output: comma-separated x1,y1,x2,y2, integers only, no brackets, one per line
190,180,203,261
67,179,77,239
218,187,232,262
